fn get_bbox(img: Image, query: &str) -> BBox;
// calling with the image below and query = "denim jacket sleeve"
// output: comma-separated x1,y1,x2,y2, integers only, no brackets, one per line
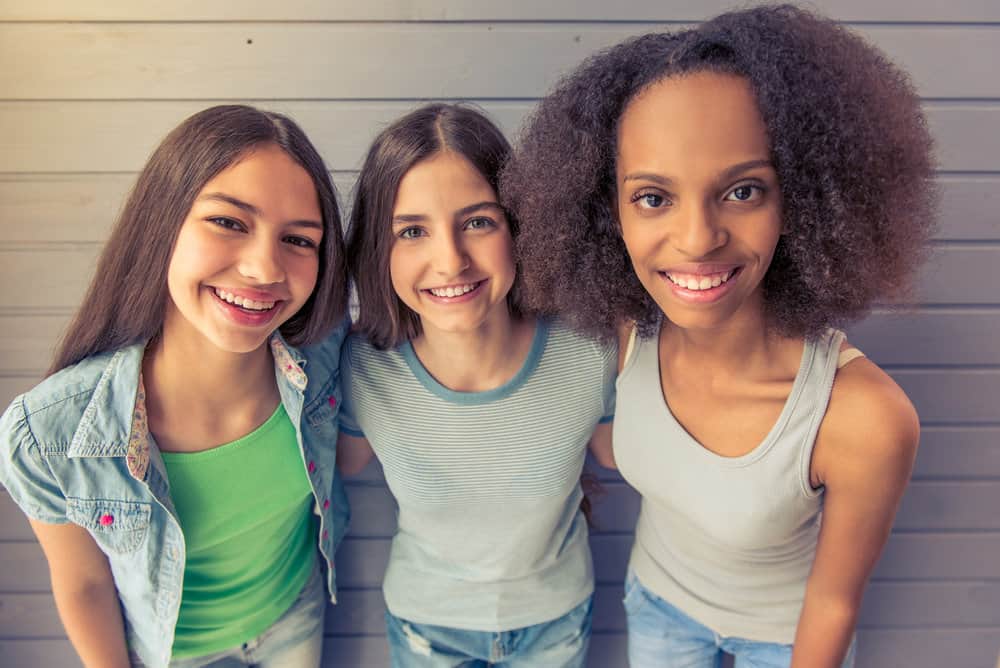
0,395,68,524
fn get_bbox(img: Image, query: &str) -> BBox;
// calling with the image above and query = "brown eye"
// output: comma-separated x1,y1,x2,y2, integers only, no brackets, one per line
725,184,764,202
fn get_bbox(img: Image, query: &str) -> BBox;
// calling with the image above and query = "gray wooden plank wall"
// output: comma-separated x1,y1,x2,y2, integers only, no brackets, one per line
0,2,998,666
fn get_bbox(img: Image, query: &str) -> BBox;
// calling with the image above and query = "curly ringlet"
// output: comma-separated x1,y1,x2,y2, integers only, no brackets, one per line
501,4,936,340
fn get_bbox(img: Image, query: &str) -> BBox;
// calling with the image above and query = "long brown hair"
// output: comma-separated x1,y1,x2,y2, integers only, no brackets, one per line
347,103,521,350
49,105,348,374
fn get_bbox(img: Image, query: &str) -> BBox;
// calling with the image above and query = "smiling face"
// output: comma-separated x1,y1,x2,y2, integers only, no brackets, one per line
616,71,783,333
163,142,323,355
388,150,516,339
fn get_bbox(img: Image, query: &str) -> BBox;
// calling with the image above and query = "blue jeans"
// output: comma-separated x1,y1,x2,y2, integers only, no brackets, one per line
385,595,594,667
163,560,326,668
624,571,856,668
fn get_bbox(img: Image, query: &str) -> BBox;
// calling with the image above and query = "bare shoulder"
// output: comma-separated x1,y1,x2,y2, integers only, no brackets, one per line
813,354,920,486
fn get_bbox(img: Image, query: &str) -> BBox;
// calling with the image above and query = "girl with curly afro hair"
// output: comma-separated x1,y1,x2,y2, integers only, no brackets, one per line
502,5,935,667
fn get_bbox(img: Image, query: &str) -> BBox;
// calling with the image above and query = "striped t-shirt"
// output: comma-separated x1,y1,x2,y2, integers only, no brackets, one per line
339,319,616,631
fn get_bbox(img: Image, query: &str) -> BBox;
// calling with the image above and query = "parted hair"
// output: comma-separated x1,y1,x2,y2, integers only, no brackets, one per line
348,103,519,350
501,4,936,340
50,104,348,374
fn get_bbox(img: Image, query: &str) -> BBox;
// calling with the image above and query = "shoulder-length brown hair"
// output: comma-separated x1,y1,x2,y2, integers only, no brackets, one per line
347,103,519,350
49,104,348,374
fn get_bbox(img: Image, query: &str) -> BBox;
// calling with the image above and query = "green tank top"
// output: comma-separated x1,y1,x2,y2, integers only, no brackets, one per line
161,404,317,659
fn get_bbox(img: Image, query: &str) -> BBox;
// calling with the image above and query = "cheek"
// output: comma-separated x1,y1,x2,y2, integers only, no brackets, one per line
387,247,412,299
164,229,206,295
618,218,652,265
493,236,516,277
292,256,321,298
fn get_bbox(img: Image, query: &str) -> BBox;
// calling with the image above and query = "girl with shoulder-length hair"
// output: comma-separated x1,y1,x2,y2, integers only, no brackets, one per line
338,103,617,667
503,5,935,667
1,104,351,668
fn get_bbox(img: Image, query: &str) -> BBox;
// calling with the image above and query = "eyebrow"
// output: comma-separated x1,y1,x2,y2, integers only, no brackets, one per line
198,192,323,230
392,201,504,226
622,159,774,186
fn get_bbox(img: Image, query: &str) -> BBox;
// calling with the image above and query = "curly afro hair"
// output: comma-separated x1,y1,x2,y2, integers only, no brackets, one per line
501,4,936,340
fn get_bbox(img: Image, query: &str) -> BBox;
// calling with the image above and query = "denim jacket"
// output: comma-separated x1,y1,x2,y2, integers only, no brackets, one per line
0,322,350,668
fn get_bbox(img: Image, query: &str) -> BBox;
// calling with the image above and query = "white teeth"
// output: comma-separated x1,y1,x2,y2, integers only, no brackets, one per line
666,270,735,291
214,288,276,311
429,283,477,298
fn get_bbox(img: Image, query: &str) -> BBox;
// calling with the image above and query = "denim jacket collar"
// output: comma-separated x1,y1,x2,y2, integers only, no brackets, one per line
66,336,309,483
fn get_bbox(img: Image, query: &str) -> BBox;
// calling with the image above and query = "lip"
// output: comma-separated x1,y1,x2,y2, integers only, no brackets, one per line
209,287,285,327
421,279,487,304
658,266,742,304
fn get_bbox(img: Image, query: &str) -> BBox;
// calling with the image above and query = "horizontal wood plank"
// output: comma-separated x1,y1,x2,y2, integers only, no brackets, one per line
1,25,999,100
0,102,996,174
911,427,1000,479
856,629,1000,668
3,0,1000,22
848,311,1000,366
893,369,1000,424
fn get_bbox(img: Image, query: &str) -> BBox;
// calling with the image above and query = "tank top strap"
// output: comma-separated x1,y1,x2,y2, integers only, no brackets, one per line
793,328,846,496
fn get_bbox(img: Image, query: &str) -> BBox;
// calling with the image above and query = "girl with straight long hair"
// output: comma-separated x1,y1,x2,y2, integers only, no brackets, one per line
0,105,351,668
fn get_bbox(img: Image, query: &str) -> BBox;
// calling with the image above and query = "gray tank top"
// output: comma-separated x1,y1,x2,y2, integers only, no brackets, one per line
614,327,845,644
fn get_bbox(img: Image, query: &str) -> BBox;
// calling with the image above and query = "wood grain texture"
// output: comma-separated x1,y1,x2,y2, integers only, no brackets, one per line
0,102,996,174
1,25,999,100
3,0,1000,22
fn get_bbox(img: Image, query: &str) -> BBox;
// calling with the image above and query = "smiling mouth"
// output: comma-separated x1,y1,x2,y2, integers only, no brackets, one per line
213,288,278,312
424,280,484,298
661,268,740,291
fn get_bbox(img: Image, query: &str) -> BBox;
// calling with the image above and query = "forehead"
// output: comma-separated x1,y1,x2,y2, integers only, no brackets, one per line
198,143,320,215
617,71,771,172
393,151,496,212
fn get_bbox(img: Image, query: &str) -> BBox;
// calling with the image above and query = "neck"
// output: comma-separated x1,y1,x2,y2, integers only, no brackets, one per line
662,301,792,376
411,309,536,393
143,331,278,422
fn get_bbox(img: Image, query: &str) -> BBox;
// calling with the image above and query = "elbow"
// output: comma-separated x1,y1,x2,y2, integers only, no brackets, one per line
337,458,366,477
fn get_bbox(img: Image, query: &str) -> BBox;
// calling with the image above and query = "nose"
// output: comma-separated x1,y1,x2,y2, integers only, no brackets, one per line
238,237,286,285
672,201,727,258
431,229,470,278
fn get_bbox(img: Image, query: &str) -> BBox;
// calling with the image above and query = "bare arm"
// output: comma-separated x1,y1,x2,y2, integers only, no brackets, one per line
587,421,616,469
790,361,919,667
588,322,637,470
337,431,376,476
29,519,131,668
